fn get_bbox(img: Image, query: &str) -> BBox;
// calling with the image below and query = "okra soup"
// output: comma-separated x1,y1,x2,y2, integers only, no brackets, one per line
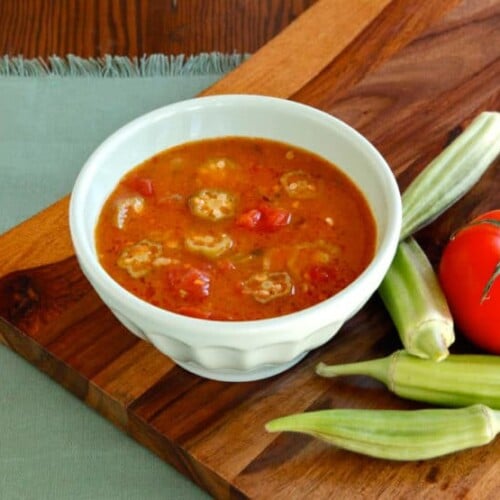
95,137,377,321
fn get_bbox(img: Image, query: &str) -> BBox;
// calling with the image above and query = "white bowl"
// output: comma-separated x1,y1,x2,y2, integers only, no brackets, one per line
69,95,401,382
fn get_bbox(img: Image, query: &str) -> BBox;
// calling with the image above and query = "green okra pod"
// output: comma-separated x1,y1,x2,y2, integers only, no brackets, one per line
378,238,454,361
316,350,500,409
400,111,500,240
265,404,500,461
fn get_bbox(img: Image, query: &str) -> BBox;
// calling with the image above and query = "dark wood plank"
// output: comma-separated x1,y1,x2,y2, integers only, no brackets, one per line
0,0,316,57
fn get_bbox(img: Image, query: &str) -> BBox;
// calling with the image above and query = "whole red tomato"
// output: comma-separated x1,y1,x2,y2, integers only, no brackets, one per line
439,210,500,354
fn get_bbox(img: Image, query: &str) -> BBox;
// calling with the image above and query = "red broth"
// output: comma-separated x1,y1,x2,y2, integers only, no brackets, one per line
95,137,377,320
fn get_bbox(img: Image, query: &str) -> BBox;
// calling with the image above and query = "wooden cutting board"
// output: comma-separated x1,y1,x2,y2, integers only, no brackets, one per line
1,0,499,497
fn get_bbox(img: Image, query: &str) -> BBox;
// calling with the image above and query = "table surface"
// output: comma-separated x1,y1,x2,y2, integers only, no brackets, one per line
1,1,499,499
0,0,315,57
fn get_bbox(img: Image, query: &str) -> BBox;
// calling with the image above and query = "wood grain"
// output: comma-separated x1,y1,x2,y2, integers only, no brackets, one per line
0,197,72,278
199,0,392,98
0,0,316,58
291,0,465,107
305,0,500,190
1,0,500,498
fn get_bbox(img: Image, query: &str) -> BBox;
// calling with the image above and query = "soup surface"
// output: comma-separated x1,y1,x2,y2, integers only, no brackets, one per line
96,137,376,320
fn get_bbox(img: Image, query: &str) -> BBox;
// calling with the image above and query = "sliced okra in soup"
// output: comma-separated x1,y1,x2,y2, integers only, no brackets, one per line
242,271,294,303
114,196,145,229
280,170,318,199
185,233,234,259
117,239,165,278
188,188,236,221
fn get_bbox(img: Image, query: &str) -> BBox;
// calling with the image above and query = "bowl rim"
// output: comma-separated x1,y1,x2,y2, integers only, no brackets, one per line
69,94,402,338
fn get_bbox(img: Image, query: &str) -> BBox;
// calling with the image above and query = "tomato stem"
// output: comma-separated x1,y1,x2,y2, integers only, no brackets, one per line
482,261,500,304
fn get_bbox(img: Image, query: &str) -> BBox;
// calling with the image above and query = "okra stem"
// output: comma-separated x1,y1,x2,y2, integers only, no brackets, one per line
316,351,500,409
265,404,500,461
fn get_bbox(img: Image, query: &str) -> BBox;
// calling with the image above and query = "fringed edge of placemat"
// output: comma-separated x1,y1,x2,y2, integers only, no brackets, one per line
0,53,250,77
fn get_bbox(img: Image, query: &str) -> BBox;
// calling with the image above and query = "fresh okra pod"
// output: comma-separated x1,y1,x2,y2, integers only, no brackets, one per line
400,111,500,240
265,404,499,461
378,238,454,361
316,350,500,409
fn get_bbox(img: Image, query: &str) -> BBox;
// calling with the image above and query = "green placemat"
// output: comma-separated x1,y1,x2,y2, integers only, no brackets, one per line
0,53,246,500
